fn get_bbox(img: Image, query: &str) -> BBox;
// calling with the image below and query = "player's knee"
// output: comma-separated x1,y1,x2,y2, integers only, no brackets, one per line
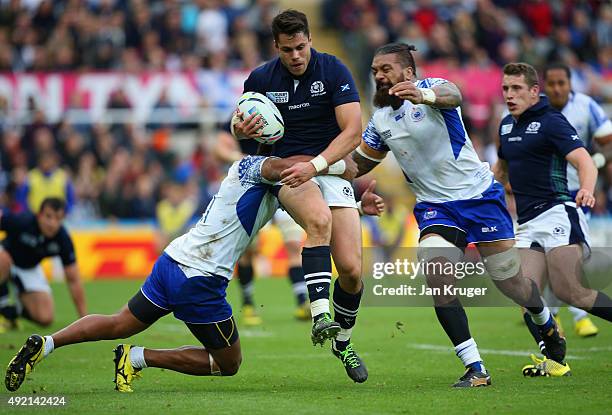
35,314,54,327
219,356,241,376
483,248,520,281
304,211,332,239
417,235,463,276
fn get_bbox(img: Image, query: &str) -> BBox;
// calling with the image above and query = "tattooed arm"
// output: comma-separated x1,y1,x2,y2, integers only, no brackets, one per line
389,80,462,109
353,142,388,177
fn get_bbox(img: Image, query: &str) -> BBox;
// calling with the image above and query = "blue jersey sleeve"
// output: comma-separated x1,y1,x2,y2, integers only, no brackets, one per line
58,228,76,266
546,113,584,157
329,57,360,107
417,78,449,88
362,119,389,152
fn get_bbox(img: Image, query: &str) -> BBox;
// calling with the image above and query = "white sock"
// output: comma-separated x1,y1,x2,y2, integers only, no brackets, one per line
454,338,483,368
529,305,551,326
43,336,54,357
129,346,147,369
335,328,353,343
310,299,330,321
568,306,588,322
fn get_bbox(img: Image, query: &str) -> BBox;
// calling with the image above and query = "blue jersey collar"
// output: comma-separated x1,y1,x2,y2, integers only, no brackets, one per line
518,95,550,121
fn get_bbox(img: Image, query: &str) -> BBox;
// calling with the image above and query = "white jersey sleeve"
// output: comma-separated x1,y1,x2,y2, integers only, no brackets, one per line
164,156,278,280
563,92,611,192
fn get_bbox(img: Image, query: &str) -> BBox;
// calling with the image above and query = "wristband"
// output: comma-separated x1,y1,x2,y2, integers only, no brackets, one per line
327,160,346,175
592,153,606,169
356,201,364,215
419,88,436,105
310,155,328,173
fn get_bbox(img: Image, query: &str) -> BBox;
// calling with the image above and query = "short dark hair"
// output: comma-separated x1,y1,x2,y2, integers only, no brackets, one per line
374,43,417,75
503,62,539,88
39,197,66,213
271,9,309,42
543,62,571,81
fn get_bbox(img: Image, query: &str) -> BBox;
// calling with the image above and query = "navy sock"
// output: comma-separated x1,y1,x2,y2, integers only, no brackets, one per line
434,298,471,346
589,291,612,322
302,246,332,319
333,279,362,330
524,281,544,314
523,311,546,355
237,264,254,306
288,266,307,305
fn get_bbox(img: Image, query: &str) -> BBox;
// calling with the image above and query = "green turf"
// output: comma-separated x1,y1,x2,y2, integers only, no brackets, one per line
1,279,611,414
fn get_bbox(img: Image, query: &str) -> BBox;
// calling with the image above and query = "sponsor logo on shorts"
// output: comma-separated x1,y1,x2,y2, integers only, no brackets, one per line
424,209,437,220
553,226,566,236
342,186,354,199
266,91,289,103
481,226,498,233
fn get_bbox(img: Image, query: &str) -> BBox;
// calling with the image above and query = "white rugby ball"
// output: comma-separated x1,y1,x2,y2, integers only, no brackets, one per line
236,92,284,144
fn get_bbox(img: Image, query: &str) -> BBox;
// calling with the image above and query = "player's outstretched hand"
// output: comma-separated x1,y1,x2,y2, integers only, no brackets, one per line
575,188,596,208
231,109,264,140
389,81,423,105
280,161,317,188
361,180,385,216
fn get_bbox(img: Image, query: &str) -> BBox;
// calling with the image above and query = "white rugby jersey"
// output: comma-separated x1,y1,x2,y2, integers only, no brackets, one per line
164,156,278,280
363,78,493,203
562,92,612,191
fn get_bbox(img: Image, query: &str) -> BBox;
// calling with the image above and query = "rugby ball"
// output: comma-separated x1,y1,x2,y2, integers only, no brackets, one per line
236,92,284,144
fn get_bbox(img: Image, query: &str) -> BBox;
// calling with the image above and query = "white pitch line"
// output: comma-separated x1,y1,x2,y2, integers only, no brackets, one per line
407,343,586,360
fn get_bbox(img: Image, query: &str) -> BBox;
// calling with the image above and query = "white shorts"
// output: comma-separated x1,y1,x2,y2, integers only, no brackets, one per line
515,203,591,257
11,264,51,293
309,175,357,209
273,209,305,242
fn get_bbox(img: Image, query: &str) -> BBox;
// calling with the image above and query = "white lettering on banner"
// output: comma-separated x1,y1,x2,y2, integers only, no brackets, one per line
0,71,240,123
77,74,121,121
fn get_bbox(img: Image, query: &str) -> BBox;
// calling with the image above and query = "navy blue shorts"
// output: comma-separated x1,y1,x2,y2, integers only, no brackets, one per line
414,181,515,243
140,254,232,324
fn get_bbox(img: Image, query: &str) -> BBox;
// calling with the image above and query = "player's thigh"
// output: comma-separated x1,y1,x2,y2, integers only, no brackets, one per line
546,244,591,300
330,207,362,281
278,182,331,234
518,248,548,290
20,291,54,324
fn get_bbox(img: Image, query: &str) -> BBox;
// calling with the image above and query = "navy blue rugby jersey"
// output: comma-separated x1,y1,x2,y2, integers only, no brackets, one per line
498,96,584,224
243,48,360,157
0,212,76,268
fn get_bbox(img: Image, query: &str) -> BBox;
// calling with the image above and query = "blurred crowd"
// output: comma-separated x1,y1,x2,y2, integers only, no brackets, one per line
0,0,280,72
1,0,612,227
324,0,612,217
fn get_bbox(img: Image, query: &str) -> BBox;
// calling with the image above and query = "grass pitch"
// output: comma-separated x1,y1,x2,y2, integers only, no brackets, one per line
0,278,611,414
